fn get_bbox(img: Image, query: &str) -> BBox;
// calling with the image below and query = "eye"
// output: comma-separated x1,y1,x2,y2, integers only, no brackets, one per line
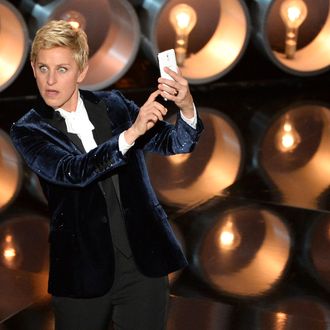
39,65,48,73
58,67,68,73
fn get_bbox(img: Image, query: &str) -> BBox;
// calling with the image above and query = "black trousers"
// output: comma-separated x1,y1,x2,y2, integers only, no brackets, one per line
52,248,169,330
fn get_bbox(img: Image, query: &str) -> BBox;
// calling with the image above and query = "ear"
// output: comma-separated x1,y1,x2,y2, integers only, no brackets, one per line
30,61,37,78
77,65,89,84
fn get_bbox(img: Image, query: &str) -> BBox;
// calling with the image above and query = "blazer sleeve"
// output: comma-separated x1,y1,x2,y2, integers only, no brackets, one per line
107,90,204,155
139,113,204,155
10,119,127,188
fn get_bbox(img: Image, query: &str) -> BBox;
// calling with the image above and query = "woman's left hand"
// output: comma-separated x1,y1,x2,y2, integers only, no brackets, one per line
158,67,195,119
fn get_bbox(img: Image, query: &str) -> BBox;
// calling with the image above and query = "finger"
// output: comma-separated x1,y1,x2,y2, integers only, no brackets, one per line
146,120,156,131
158,74,188,92
164,66,180,78
160,91,174,102
144,112,162,126
159,87,181,102
158,83,177,97
151,100,168,115
145,89,162,104
163,67,186,84
158,76,175,87
152,106,167,120
142,103,166,121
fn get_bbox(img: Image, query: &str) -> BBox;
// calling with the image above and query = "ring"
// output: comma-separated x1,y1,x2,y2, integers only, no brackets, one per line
174,90,178,96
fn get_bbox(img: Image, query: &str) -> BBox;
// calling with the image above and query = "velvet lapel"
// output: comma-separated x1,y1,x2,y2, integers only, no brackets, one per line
36,97,85,153
83,95,122,199
45,116,85,153
83,97,113,145
36,92,112,153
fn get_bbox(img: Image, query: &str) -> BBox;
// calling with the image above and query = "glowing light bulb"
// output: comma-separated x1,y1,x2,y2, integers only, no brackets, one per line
61,10,86,30
280,0,308,59
169,4,197,66
1,234,20,269
276,115,301,153
220,230,235,247
275,312,288,329
218,219,241,251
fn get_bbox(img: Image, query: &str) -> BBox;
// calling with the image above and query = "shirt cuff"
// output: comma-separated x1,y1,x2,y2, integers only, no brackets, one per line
180,104,197,129
119,131,135,155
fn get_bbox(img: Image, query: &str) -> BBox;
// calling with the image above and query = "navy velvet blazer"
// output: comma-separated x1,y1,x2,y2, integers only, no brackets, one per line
10,89,203,298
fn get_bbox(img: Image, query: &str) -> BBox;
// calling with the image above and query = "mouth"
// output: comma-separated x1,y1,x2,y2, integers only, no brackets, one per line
45,89,59,97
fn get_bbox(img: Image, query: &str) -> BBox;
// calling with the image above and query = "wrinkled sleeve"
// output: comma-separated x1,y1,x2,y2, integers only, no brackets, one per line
10,123,127,188
111,90,204,156
135,113,203,155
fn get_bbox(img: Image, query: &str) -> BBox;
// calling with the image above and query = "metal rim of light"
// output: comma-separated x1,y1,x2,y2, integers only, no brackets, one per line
0,0,29,92
307,216,330,292
0,129,23,213
80,0,141,90
168,222,185,285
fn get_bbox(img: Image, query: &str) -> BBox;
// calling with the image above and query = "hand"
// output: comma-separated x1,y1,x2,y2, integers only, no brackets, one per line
124,90,168,144
158,67,195,119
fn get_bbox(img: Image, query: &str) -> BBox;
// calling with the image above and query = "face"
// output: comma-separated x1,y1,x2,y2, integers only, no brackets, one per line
31,47,88,112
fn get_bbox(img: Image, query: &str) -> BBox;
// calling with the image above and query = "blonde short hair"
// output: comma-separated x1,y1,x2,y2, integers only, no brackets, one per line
30,20,89,71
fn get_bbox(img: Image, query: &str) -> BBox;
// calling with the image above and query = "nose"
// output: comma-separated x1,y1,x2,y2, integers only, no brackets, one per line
47,70,57,85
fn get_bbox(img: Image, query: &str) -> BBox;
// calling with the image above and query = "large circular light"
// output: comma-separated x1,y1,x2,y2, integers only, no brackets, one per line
168,222,185,286
0,213,49,272
257,103,330,209
250,0,330,75
238,296,330,330
0,129,46,213
21,0,141,90
306,215,330,292
146,107,244,209
0,129,23,212
190,204,292,297
0,0,29,92
140,0,250,84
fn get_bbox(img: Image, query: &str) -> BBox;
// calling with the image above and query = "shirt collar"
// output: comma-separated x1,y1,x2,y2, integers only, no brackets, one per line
55,94,95,134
